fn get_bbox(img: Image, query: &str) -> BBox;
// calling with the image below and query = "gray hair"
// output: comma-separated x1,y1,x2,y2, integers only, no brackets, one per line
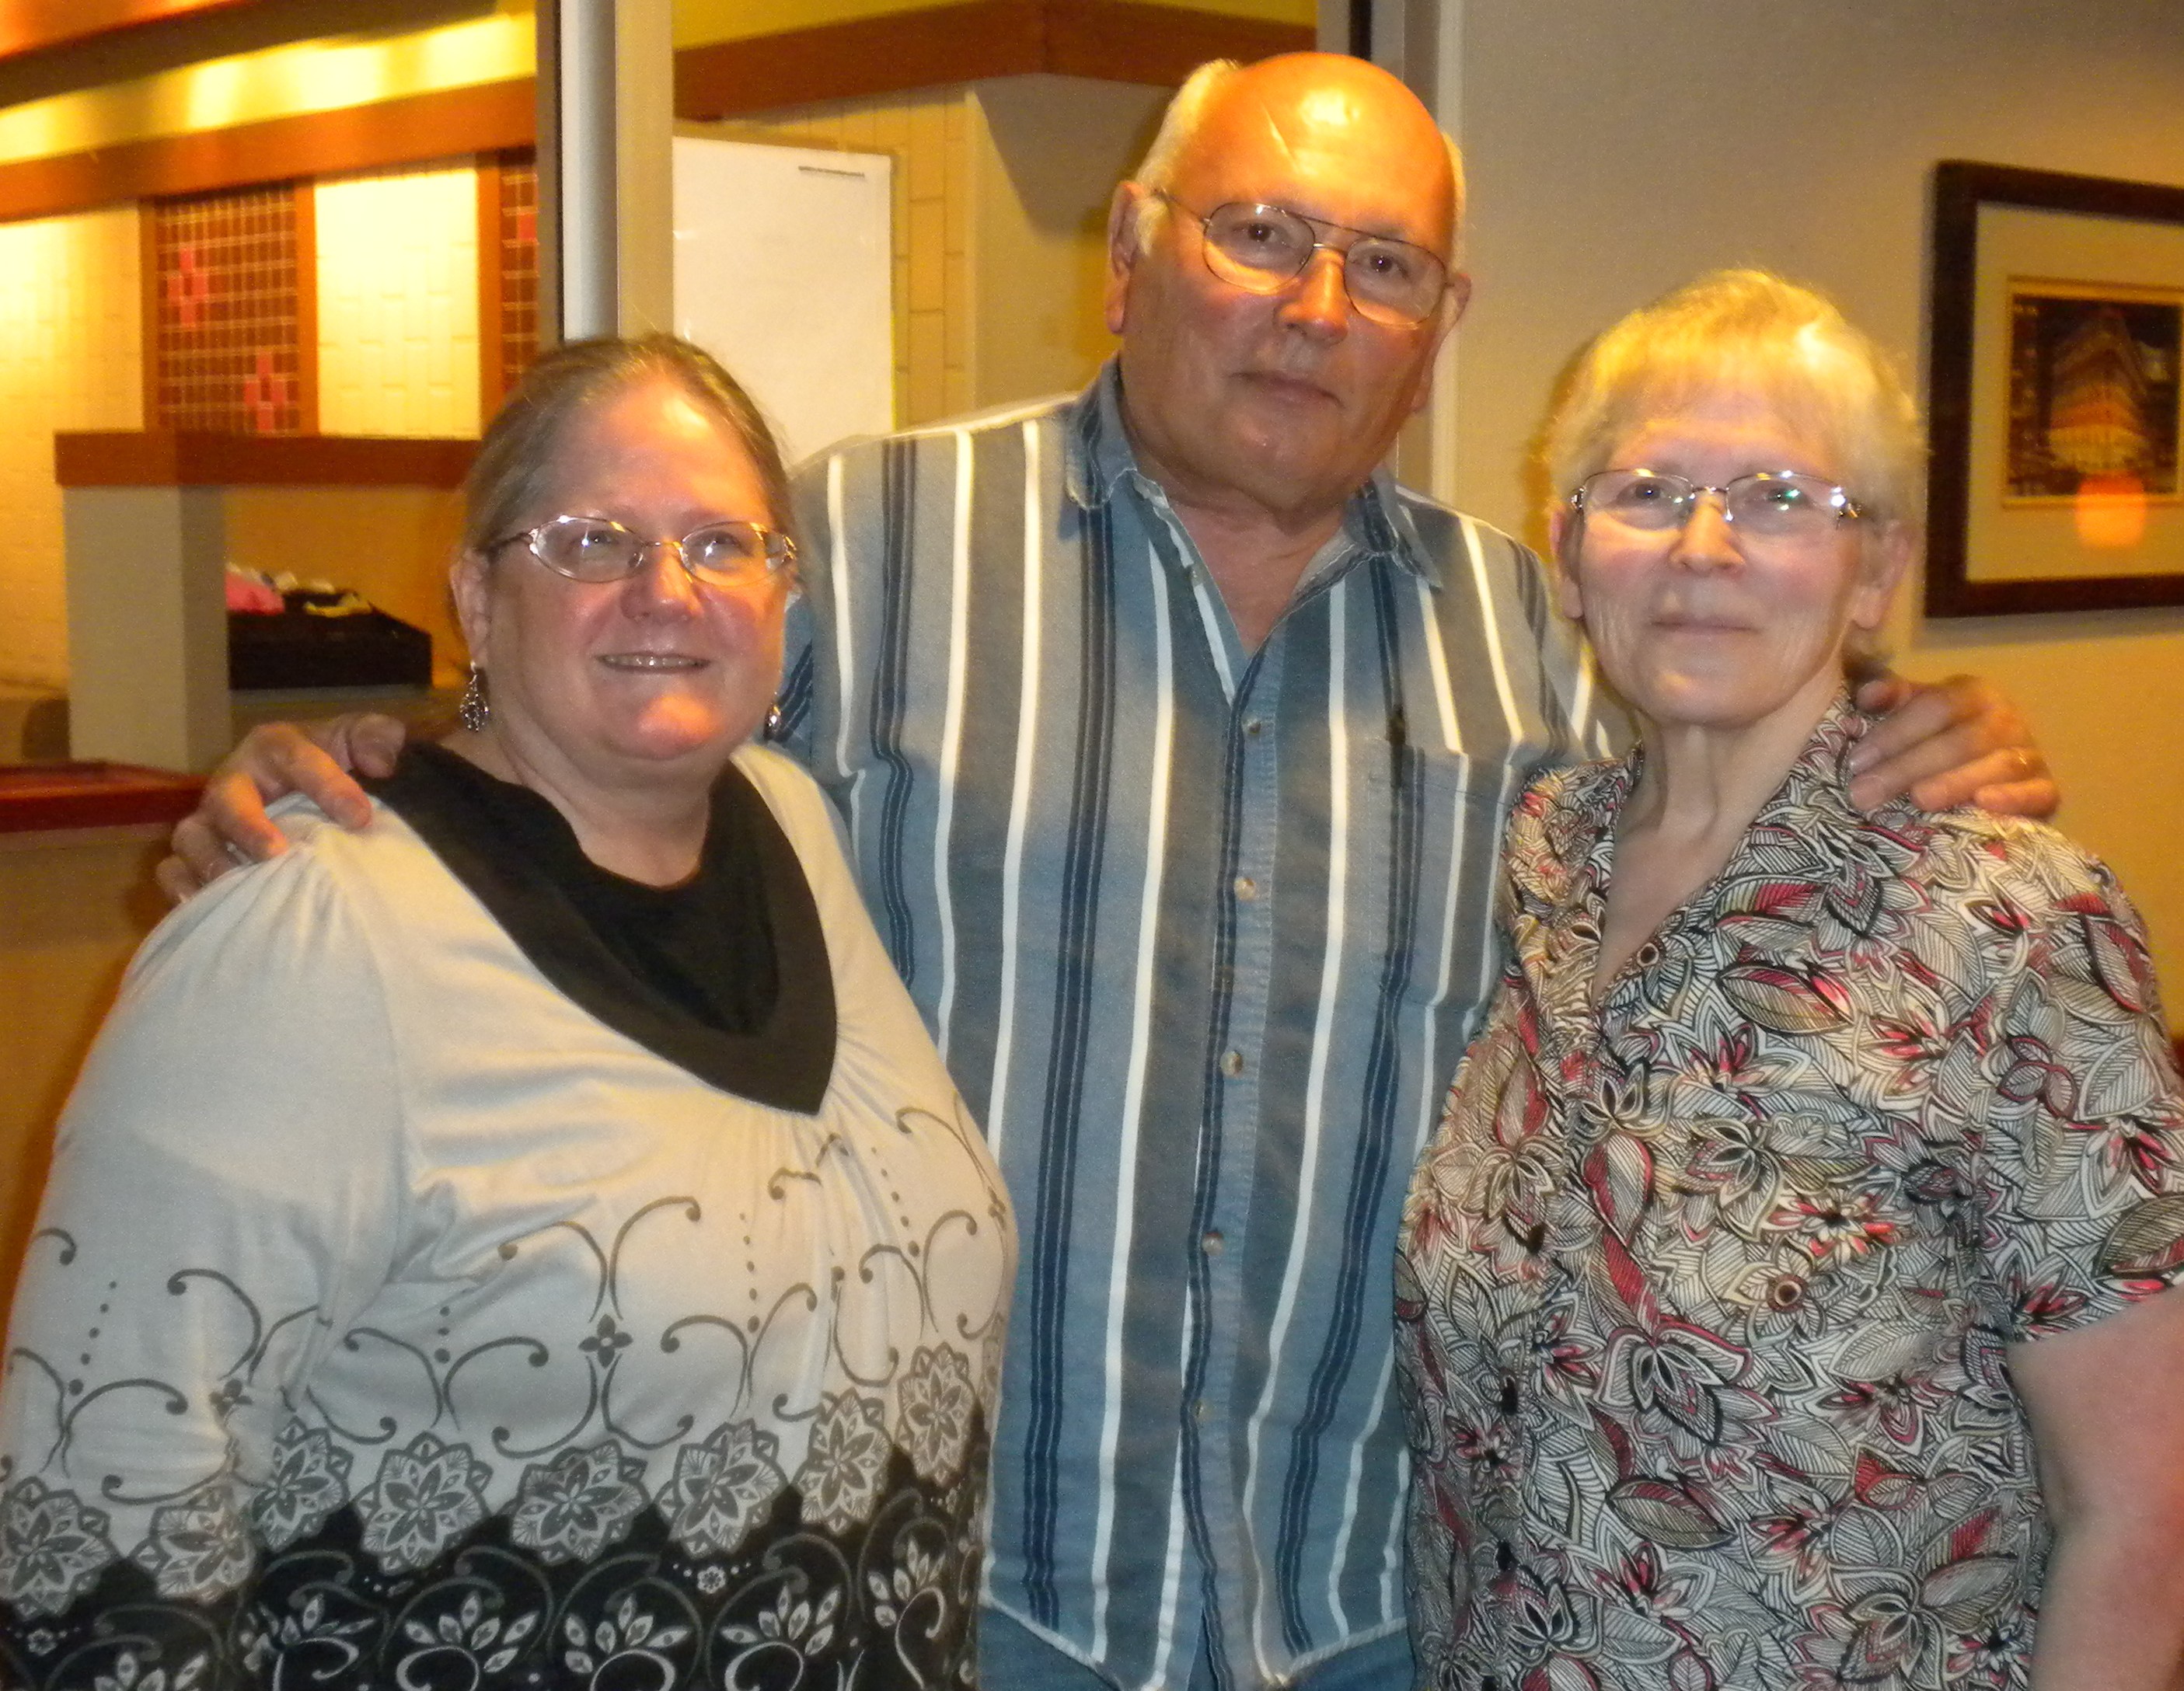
1544,270,1925,536
463,334,792,557
1126,58,1467,256
1544,270,1924,672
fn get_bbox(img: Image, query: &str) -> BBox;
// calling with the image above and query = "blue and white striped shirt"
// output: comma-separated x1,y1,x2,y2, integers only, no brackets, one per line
776,366,1614,1689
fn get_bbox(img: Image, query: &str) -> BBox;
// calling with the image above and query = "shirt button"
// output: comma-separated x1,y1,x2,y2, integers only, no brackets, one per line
1244,718,1265,737
1201,1230,1224,1256
1233,875,1258,901
1193,1400,1209,1423
1219,1049,1245,1078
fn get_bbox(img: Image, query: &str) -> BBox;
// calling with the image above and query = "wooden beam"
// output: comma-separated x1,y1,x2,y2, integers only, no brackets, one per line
0,0,263,61
0,76,534,225
56,431,476,488
675,0,1314,118
291,173,317,434
0,3,1307,228
0,763,204,835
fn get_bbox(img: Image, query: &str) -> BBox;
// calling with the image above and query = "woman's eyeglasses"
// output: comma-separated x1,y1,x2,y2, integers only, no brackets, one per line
492,514,797,587
1570,469,1865,541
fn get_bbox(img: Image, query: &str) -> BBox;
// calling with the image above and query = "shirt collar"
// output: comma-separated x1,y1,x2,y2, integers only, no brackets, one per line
1062,360,1441,587
1554,691,1900,887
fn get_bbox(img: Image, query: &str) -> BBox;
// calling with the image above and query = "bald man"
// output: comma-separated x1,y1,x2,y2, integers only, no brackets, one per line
166,54,2050,1689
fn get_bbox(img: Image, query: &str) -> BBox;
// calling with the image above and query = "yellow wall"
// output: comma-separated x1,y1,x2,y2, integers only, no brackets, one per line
222,486,469,688
0,4,533,169
673,0,1311,49
0,207,142,691
0,828,169,1311
316,164,483,440
0,162,484,698
965,76,1164,406
1450,0,2184,1025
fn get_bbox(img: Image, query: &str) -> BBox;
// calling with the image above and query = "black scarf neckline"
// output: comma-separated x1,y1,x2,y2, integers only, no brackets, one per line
365,741,836,1114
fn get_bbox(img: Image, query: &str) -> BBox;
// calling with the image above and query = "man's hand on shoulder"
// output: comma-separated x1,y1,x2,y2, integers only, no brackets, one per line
158,714,407,902
1847,673,2057,820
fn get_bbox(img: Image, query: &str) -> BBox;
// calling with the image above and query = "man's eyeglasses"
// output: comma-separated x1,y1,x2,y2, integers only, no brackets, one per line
1156,192,1450,329
490,514,797,587
1569,470,1865,542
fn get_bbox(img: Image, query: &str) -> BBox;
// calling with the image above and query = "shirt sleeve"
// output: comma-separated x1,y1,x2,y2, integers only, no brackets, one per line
773,455,836,789
1964,832,2184,1344
0,830,405,1644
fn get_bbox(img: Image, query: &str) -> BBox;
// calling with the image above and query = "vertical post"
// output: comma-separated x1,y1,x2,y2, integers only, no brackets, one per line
1331,0,1465,505
538,0,674,344
1421,0,1464,507
62,487,230,772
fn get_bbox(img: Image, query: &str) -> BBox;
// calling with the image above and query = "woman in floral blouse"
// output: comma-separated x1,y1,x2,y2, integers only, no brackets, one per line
1397,271,2184,1689
0,337,1012,1689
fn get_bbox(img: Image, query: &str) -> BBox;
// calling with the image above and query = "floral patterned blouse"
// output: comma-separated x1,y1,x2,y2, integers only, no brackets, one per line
1396,698,2184,1691
0,745,1013,1690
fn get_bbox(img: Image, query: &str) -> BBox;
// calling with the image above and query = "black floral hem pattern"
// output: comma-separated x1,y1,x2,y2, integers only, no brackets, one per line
0,1425,987,1690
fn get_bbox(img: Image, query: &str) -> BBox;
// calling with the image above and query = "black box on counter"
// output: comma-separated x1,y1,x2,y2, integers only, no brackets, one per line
229,591,433,691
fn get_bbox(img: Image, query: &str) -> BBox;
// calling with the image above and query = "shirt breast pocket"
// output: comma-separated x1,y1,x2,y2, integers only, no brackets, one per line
1362,735,1520,1009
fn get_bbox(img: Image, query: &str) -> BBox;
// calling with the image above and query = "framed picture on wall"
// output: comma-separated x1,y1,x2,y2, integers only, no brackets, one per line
1926,160,2184,615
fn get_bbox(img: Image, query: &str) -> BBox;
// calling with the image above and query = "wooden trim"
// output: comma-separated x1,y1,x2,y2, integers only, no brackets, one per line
1041,0,1314,85
0,0,262,61
0,76,534,225
0,762,204,835
0,3,1304,228
137,200,160,427
674,0,1315,117
56,431,476,487
291,175,317,434
476,155,506,417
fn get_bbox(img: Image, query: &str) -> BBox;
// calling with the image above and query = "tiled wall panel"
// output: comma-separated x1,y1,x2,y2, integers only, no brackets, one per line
150,183,304,434
0,207,141,689
316,165,481,438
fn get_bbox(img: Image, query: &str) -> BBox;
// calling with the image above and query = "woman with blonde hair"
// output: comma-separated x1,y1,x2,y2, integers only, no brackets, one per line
1397,271,2184,1689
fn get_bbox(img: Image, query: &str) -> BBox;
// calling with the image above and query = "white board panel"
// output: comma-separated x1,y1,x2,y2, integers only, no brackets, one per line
672,137,894,468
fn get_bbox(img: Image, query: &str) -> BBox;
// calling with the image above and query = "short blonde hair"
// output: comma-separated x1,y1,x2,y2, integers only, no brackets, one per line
1543,270,1924,538
1128,58,1467,256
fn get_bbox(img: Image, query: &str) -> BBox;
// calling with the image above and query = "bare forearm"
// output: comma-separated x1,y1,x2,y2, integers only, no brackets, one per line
2033,1522,2184,1691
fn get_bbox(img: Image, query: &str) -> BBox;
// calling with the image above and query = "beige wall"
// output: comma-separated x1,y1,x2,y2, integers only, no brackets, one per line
1448,0,2184,1026
0,207,143,690
965,76,1165,406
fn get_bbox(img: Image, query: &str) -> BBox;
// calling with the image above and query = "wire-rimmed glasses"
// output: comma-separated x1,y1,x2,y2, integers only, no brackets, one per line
1570,469,1865,541
491,514,797,587
1157,193,1450,328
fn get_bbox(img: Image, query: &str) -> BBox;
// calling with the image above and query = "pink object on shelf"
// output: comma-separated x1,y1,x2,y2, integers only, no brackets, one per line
225,565,284,613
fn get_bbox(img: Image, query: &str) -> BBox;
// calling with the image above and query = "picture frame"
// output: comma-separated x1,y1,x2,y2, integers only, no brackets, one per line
1926,160,2184,615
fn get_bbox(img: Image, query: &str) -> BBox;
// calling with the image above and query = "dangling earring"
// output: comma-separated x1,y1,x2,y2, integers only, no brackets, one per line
763,701,783,741
459,663,491,733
